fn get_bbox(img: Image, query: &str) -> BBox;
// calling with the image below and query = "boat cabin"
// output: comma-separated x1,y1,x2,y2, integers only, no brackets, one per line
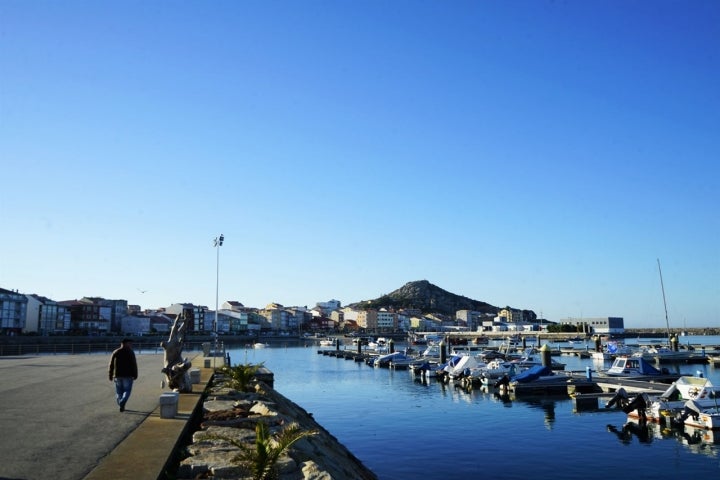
607,356,663,376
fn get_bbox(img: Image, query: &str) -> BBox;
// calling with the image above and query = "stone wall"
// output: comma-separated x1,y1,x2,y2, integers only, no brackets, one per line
176,372,378,480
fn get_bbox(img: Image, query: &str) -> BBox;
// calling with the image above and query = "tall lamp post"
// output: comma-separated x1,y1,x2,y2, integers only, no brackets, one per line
213,234,224,368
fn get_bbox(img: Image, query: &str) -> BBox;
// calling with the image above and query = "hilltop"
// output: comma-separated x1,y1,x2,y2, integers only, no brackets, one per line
349,280,507,317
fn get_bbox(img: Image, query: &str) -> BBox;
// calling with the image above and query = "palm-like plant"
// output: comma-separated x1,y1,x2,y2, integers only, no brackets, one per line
217,362,264,392
218,421,317,480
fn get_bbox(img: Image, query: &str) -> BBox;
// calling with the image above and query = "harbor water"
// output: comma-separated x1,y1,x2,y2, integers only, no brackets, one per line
229,336,720,479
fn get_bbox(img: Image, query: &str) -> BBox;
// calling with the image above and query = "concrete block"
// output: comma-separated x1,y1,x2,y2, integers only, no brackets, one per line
160,392,179,418
190,368,201,384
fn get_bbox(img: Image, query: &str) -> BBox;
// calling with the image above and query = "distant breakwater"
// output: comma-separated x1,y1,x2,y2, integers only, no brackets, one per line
1,328,718,350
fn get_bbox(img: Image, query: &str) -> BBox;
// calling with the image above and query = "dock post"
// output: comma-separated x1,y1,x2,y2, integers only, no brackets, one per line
540,344,551,367
357,340,362,355
389,339,394,353
439,339,446,364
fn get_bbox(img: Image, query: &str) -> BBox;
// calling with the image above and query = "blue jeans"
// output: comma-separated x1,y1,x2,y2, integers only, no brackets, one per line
114,377,134,406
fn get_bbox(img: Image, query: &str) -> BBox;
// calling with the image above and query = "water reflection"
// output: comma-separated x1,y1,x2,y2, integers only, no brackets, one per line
492,390,513,407
607,418,719,457
228,343,720,477
516,397,557,429
607,419,653,444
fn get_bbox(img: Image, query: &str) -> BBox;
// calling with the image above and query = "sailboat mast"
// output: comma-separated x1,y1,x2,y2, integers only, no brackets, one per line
657,258,671,341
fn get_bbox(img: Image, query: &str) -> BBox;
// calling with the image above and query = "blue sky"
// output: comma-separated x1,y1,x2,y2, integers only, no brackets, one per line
1,1,718,328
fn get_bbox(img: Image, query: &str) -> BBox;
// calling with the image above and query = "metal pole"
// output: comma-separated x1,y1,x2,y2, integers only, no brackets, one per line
214,234,224,369
215,241,218,369
657,258,671,343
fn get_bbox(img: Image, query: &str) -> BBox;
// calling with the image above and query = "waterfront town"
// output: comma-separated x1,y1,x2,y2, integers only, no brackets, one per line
0,285,628,338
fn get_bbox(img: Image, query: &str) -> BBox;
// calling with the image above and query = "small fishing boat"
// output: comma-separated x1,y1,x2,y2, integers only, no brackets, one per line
605,355,667,377
409,360,441,379
374,351,410,368
632,346,700,363
469,359,521,385
367,337,389,352
510,365,559,384
441,354,480,379
607,376,720,430
590,341,636,361
510,348,566,371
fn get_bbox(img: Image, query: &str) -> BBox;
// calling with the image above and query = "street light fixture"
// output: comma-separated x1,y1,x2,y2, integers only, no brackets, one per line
213,234,224,368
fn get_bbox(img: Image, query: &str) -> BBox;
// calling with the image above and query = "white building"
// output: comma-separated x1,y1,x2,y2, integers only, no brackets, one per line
561,317,624,335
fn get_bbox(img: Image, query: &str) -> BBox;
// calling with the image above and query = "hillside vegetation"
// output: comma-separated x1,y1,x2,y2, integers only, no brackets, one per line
350,280,503,316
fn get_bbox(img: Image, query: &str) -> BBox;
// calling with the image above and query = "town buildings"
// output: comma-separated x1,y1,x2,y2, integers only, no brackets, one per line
0,285,625,337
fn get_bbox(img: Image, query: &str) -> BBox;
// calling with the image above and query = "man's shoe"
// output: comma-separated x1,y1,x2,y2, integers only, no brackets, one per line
119,403,125,412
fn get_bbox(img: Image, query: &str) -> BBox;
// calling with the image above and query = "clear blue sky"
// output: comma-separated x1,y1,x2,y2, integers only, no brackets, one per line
1,1,718,328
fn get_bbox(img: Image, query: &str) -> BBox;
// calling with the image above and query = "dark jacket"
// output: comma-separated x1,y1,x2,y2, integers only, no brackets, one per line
109,346,138,380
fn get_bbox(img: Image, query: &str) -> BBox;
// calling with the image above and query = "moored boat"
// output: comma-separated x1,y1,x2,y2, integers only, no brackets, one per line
470,359,520,383
605,355,668,377
441,354,479,379
591,341,636,361
608,376,720,430
374,351,410,368
632,346,706,363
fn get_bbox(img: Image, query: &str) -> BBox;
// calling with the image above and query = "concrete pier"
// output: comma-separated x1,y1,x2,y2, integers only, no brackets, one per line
0,352,214,480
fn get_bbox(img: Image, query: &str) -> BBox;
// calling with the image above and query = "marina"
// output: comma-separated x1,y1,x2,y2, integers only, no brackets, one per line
231,334,720,479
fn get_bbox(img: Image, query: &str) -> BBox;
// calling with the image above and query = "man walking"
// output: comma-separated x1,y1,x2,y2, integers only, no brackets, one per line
108,338,138,412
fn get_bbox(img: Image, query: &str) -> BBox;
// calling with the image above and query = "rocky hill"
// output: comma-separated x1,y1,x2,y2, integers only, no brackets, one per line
349,280,501,316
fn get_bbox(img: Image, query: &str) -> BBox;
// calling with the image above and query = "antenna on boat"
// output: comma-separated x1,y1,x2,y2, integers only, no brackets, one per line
657,258,671,342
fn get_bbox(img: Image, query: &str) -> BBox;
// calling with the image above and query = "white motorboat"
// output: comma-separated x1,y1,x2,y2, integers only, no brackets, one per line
609,376,720,430
467,359,521,385
319,338,336,347
510,348,566,371
605,355,667,377
419,344,441,359
591,341,636,361
409,360,441,378
374,351,410,368
367,337,389,353
442,354,480,379
632,346,700,363
253,342,269,349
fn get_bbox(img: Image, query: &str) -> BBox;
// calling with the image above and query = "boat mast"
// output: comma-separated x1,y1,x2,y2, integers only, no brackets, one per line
657,258,671,341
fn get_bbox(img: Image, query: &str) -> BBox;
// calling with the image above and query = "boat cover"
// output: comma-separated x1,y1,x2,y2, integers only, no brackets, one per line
377,352,408,363
636,357,662,375
443,354,478,374
512,365,552,383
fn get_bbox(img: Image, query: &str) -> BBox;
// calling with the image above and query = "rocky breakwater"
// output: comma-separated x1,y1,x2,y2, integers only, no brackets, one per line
176,365,378,480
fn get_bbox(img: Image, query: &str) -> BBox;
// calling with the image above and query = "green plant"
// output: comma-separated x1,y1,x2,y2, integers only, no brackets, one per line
219,421,317,480
218,362,264,392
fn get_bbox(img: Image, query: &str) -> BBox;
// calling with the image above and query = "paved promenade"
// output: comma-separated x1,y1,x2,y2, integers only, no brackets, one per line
0,351,210,480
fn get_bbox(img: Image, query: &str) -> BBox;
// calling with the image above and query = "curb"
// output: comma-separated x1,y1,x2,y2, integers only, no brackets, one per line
84,355,216,480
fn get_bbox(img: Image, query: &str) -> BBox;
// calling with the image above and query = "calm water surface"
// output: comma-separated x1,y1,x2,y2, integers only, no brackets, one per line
228,336,720,479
